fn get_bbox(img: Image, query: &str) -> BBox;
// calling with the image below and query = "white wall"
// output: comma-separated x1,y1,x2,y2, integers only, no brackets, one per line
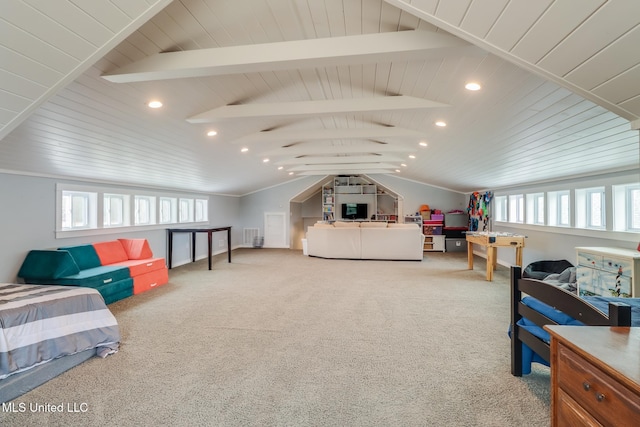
489,169,640,268
368,174,468,215
0,172,241,281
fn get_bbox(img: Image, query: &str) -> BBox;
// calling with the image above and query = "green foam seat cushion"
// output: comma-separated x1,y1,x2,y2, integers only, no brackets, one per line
18,250,80,280
26,265,131,288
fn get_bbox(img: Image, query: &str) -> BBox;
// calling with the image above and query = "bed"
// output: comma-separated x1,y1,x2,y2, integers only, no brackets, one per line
510,266,640,376
0,283,120,402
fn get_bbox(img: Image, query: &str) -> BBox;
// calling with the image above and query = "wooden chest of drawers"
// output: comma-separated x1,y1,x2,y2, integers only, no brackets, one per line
546,326,640,426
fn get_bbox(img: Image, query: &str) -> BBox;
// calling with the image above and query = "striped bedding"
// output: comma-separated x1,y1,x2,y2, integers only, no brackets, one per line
0,283,120,380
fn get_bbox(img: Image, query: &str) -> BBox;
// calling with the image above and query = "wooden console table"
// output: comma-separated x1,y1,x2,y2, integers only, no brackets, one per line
466,232,525,281
545,326,640,426
167,227,231,270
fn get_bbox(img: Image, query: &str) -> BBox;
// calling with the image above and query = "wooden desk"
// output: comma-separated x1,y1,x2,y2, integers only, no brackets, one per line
167,227,231,270
545,326,640,426
466,232,525,281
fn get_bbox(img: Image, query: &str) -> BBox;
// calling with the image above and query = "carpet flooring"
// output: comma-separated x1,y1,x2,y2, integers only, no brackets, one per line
1,249,551,426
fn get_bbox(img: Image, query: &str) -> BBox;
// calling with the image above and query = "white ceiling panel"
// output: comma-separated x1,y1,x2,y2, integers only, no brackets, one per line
0,0,637,196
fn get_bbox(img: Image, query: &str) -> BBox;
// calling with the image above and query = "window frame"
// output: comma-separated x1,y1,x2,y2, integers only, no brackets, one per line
56,184,209,238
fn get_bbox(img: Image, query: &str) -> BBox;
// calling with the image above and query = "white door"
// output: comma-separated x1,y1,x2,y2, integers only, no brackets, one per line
264,212,287,248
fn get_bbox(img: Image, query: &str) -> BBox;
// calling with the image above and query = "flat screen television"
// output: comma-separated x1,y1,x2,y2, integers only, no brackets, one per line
341,203,368,220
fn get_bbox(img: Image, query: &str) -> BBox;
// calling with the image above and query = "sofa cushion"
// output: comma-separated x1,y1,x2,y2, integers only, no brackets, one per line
387,223,420,229
334,221,360,227
93,240,129,265
118,238,153,260
58,244,102,270
132,269,169,295
18,250,80,280
313,223,334,229
360,221,387,228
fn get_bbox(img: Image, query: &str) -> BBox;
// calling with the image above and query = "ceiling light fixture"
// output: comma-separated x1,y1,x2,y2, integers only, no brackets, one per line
278,166,283,170
207,130,217,137
465,82,481,91
409,155,416,159
435,121,446,127
395,169,401,173
263,158,270,163
241,147,249,153
147,100,163,108
288,172,294,175
419,141,428,147
401,163,407,167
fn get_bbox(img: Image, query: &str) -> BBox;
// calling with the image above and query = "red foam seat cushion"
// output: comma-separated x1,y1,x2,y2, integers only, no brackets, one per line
133,268,169,295
110,258,166,277
118,238,153,260
93,241,129,265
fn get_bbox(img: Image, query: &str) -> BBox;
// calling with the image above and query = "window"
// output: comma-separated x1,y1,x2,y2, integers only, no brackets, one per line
548,190,570,227
508,194,524,223
61,191,97,230
613,183,640,232
159,197,177,224
195,199,208,222
494,196,507,222
57,184,209,237
526,193,545,225
103,193,129,227
135,195,156,225
576,187,605,230
179,198,194,223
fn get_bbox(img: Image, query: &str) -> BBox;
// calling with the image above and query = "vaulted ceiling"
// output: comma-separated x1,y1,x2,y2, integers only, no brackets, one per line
1,0,639,195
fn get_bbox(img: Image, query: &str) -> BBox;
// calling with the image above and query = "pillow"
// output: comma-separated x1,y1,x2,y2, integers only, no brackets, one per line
359,221,388,228
18,250,80,280
93,240,129,265
118,238,154,259
58,244,102,270
334,221,360,227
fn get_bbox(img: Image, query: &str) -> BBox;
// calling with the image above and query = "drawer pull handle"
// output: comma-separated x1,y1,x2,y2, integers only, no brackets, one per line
582,382,590,391
595,392,605,402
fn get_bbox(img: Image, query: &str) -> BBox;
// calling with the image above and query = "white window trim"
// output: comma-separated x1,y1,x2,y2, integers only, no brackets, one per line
56,183,209,239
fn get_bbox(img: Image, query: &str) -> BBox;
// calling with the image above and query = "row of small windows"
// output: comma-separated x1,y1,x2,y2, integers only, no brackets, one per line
494,183,639,232
61,190,208,231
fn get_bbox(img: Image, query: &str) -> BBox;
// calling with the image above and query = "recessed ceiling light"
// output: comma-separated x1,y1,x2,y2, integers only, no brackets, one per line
241,147,249,153
465,82,481,91
419,141,428,147
263,158,270,163
401,163,407,167
278,166,283,170
288,172,294,175
147,100,163,108
207,130,218,137
435,121,447,127
395,169,401,173
409,154,416,159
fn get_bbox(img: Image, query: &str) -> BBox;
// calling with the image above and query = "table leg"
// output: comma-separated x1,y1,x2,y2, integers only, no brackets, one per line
486,247,495,281
467,242,474,269
207,231,212,270
515,247,523,267
168,230,173,269
191,232,196,262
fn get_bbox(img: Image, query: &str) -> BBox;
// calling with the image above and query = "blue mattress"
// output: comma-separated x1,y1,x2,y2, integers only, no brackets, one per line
515,295,640,374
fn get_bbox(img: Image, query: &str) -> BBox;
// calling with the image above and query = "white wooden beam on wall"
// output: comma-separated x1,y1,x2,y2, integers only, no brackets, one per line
102,30,479,83
275,155,405,165
187,96,448,123
262,144,414,156
232,127,427,144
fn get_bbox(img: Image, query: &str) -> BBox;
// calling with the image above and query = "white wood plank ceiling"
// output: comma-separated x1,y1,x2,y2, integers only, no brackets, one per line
0,0,638,195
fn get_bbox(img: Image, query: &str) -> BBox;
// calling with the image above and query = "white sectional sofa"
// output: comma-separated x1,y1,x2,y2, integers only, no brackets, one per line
306,221,425,261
